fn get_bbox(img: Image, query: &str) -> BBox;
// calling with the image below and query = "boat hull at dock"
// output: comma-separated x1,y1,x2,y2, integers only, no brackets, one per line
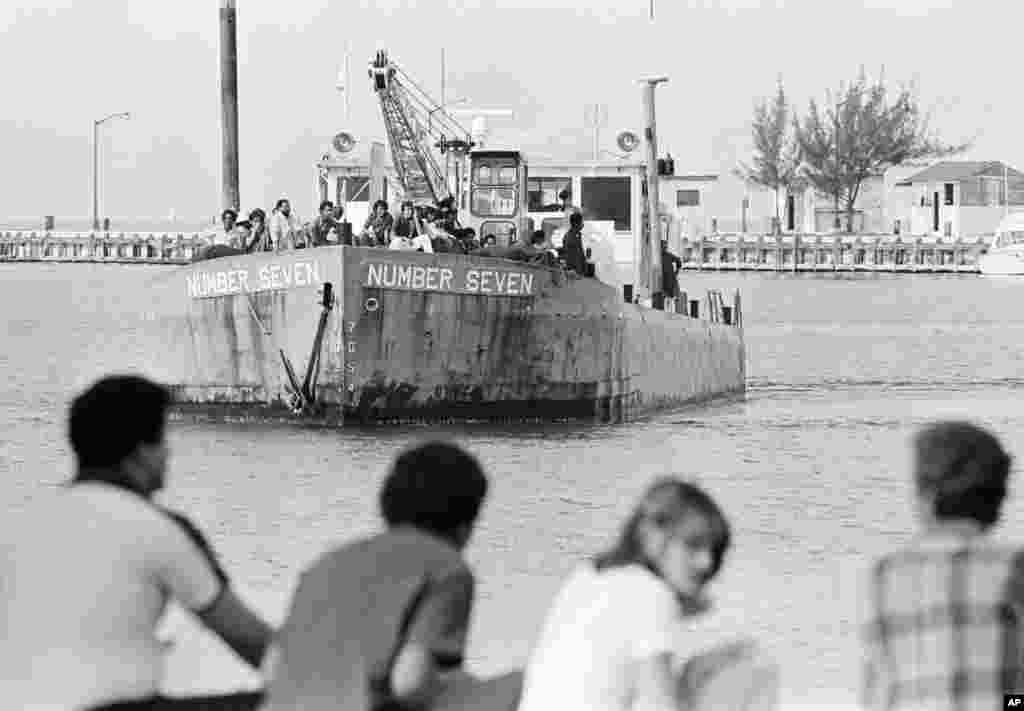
143,246,745,423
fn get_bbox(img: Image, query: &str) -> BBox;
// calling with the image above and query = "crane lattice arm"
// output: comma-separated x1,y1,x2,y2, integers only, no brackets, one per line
368,50,474,205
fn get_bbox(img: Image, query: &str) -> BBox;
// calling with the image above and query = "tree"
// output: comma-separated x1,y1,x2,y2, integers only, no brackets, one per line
736,77,800,235
794,68,969,233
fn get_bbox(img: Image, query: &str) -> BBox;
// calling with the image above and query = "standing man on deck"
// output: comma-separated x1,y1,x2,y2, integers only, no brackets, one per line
0,375,273,711
661,239,682,310
270,198,302,251
562,211,589,276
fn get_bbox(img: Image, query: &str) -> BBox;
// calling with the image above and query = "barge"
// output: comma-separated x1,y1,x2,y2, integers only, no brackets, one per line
145,245,745,424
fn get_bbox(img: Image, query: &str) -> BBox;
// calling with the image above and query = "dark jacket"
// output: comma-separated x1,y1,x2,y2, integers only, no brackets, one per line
309,216,337,248
562,228,588,276
662,247,682,297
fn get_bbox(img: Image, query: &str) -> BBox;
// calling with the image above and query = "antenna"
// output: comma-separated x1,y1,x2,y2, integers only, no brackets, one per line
584,103,608,160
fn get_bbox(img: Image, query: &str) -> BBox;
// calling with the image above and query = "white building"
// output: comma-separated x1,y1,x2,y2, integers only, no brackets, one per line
891,161,1024,237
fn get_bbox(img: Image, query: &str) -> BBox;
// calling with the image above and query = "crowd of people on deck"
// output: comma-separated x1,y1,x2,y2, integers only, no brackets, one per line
6,373,1015,711
195,196,592,276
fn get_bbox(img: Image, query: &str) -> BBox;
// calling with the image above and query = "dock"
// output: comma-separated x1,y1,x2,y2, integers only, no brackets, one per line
0,231,203,265
0,230,993,275
676,233,989,274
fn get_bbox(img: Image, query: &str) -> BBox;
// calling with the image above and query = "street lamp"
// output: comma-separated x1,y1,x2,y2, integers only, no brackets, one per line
92,111,131,231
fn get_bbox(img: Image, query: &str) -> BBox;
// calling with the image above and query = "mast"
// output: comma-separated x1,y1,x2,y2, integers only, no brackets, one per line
639,76,668,309
219,0,240,212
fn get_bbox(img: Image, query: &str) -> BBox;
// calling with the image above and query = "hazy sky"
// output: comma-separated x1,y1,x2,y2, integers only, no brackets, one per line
0,0,1014,221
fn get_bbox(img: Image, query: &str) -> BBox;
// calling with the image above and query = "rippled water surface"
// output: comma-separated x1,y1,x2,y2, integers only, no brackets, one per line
3,264,1024,708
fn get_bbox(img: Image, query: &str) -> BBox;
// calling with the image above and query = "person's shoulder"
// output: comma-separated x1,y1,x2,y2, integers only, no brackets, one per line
388,528,470,576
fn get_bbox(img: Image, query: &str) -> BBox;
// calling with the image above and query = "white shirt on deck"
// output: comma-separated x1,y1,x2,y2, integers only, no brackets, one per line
411,233,434,253
0,482,225,710
388,236,417,251
517,562,681,711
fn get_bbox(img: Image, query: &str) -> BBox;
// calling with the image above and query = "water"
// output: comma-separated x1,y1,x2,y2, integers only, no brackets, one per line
4,264,1024,709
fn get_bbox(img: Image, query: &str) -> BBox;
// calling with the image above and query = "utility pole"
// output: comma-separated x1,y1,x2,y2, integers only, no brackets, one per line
220,0,240,212
639,76,668,310
441,48,446,110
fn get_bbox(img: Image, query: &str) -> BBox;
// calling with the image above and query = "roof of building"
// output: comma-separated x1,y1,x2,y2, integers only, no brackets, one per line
898,161,1024,185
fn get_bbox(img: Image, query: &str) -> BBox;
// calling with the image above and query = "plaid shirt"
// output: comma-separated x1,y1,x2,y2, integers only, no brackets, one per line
861,529,1024,711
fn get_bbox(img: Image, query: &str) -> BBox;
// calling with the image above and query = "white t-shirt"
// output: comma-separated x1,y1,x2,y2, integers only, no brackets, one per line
0,482,225,710
388,236,416,251
411,234,434,253
517,562,681,711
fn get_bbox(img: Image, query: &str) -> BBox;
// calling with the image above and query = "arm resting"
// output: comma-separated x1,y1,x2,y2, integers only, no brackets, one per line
196,585,274,669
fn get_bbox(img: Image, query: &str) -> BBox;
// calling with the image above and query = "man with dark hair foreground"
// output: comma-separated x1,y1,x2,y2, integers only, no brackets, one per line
0,374,273,711
861,420,1020,711
263,440,521,711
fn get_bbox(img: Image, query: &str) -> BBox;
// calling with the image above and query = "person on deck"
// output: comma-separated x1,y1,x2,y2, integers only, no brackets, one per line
308,200,338,248
562,211,589,276
0,375,273,711
234,220,252,251
269,198,302,251
361,199,394,247
392,201,417,241
661,240,683,307
518,478,778,711
246,209,273,252
861,421,1022,711
262,441,519,711
206,209,240,249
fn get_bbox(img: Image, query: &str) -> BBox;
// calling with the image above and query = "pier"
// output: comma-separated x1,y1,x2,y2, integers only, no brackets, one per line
676,233,990,273
0,231,202,265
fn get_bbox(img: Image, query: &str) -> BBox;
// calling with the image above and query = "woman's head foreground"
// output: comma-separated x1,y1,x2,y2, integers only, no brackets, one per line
597,478,731,605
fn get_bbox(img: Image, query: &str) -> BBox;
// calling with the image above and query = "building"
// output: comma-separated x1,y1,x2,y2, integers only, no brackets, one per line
893,161,1024,237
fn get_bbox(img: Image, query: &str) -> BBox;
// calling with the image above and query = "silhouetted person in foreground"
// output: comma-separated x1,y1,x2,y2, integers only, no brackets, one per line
861,421,1020,711
262,441,521,711
0,375,273,711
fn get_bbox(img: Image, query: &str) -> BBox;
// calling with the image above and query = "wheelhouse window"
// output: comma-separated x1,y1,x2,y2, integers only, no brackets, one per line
676,189,700,207
581,176,631,231
480,220,517,246
996,230,1024,248
474,160,518,186
345,177,370,201
471,187,517,217
528,178,572,212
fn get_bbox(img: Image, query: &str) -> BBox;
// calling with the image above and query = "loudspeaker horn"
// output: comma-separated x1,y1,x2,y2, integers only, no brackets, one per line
332,131,356,153
616,130,640,153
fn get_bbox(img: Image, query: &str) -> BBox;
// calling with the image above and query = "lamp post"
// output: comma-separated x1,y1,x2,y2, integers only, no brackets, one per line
92,111,131,231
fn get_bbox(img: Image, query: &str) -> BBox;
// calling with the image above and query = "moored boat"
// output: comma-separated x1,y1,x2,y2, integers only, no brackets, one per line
979,212,1024,276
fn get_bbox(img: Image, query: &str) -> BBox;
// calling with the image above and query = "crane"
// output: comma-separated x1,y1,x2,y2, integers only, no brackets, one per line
368,50,475,206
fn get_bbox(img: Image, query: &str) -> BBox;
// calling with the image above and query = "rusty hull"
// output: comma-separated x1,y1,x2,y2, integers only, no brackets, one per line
146,246,745,424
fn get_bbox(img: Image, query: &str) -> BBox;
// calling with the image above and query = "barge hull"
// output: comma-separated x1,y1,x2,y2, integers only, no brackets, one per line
143,246,744,424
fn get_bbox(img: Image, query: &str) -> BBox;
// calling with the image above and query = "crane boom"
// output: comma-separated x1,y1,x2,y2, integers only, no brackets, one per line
368,50,474,205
